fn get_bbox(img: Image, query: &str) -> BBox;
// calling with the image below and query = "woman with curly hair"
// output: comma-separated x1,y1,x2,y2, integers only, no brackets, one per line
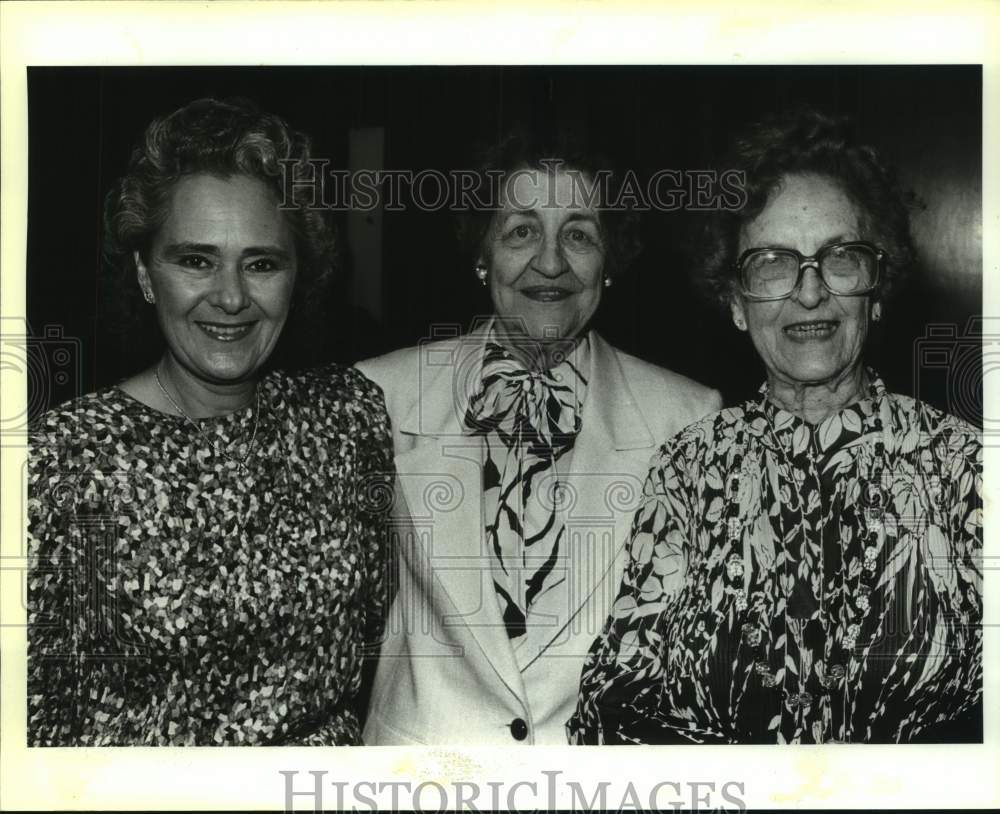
357,126,721,744
570,109,982,744
28,98,393,746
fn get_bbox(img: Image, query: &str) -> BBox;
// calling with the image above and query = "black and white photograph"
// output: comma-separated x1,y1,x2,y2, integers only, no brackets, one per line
1,2,997,812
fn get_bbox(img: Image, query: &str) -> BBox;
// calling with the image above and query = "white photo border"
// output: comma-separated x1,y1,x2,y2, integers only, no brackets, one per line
1,1,997,810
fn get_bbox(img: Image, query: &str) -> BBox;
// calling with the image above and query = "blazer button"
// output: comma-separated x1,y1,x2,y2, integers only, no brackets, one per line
509,718,529,741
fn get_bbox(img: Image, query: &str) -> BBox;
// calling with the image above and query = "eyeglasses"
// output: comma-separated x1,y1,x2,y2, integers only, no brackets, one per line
735,241,885,301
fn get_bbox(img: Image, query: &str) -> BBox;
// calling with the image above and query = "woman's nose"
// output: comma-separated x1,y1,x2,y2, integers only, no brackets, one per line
792,264,828,308
531,236,567,278
211,265,251,313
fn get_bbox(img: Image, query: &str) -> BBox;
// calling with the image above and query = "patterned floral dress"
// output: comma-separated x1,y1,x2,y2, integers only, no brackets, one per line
28,365,394,746
569,374,982,744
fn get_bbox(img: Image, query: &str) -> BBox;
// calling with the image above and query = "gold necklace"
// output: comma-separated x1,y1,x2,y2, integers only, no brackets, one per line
153,365,260,471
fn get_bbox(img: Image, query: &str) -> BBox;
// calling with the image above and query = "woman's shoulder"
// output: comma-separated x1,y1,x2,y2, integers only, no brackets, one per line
28,387,143,482
30,387,134,447
354,334,478,414
267,363,389,427
607,341,714,396
884,391,982,461
650,403,752,469
353,340,438,398
354,341,424,376
269,361,384,401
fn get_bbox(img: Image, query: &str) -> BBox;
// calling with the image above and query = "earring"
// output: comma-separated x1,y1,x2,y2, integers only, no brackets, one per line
734,318,746,330
142,289,155,304
475,264,488,286
603,276,612,288
872,302,882,322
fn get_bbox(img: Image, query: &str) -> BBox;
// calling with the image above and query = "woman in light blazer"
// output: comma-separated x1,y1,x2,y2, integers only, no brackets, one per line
357,129,721,744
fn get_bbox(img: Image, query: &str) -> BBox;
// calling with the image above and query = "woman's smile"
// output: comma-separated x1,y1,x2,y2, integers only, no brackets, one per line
782,319,839,341
519,285,575,302
732,173,871,397
195,320,257,342
485,168,606,350
137,173,297,388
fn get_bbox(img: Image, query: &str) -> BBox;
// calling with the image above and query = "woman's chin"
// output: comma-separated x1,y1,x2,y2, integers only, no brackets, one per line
771,357,857,387
185,357,265,386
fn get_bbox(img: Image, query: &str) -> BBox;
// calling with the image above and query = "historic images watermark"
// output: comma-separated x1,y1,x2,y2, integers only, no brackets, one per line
279,159,748,213
280,770,747,812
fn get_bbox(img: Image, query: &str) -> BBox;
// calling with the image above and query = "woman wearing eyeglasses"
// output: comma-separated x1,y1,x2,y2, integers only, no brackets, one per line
569,110,982,744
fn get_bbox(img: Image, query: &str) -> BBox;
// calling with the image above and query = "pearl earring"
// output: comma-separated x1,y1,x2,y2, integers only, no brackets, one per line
603,276,612,288
475,264,488,286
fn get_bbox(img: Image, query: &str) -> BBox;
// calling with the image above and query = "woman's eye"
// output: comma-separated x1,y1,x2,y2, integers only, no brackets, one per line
245,258,280,273
562,227,603,252
565,228,594,244
504,223,537,242
177,255,212,270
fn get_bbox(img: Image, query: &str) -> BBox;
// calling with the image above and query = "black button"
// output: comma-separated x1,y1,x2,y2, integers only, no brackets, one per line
509,718,528,741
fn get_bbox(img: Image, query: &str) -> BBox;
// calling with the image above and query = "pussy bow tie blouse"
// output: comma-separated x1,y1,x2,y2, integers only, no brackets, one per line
464,338,588,648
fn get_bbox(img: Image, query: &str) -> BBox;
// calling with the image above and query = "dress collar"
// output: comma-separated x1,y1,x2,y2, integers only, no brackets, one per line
748,369,888,456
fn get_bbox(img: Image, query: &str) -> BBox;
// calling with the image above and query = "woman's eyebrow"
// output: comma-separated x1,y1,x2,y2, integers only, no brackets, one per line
242,245,293,259
748,235,853,252
159,242,292,258
500,207,541,218
161,241,219,255
823,234,851,246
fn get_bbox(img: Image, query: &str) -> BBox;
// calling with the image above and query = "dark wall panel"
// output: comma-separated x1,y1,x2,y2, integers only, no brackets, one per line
25,66,982,423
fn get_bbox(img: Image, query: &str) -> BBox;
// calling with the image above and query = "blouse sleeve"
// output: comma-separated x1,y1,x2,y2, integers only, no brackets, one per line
567,440,696,744
900,421,983,741
351,373,397,658
26,417,119,745
27,427,72,744
947,423,983,610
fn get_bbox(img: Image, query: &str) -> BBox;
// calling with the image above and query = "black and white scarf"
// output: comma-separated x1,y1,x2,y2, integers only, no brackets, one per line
464,338,588,642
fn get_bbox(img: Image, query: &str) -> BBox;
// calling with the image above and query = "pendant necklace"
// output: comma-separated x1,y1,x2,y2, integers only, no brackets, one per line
153,364,260,472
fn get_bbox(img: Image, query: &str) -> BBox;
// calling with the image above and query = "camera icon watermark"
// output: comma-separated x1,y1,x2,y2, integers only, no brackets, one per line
913,316,994,442
0,318,82,444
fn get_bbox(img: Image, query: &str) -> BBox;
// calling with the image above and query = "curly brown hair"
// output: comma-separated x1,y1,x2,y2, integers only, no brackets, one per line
102,97,336,352
697,108,917,311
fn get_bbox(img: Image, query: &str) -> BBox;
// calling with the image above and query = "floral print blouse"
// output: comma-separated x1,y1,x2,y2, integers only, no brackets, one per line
28,365,394,746
569,374,982,744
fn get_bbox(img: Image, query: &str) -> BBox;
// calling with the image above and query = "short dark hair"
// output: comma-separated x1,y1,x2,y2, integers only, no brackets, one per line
102,97,336,353
455,124,642,281
697,108,917,310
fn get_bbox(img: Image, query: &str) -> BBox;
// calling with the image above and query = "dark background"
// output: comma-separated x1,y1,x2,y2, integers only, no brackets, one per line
24,65,983,423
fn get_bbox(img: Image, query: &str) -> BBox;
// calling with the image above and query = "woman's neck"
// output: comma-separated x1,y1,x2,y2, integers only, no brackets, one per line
154,355,257,419
492,320,583,372
767,364,869,425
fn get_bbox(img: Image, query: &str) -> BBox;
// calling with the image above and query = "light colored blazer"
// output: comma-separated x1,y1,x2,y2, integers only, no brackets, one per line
356,321,721,745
